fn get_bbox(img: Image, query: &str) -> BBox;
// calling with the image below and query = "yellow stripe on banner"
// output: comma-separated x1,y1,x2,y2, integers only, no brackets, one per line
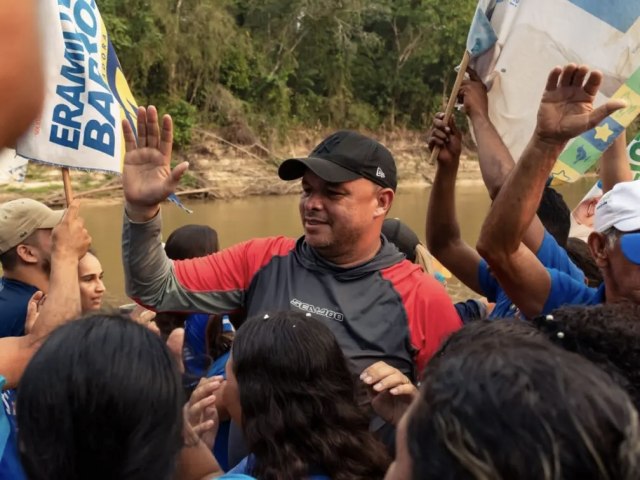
610,85,640,127
98,16,109,85
550,162,582,186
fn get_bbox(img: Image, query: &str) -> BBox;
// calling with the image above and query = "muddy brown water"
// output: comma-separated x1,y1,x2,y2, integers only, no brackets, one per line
84,178,594,307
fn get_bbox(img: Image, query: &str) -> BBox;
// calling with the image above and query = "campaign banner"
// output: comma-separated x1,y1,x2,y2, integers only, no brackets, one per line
467,0,640,169
551,66,640,184
17,0,138,173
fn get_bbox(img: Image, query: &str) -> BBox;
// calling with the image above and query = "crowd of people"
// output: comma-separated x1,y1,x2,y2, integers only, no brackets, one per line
1,6,640,478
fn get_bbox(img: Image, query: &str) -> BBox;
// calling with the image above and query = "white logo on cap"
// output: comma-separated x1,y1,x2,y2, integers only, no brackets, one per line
376,167,386,179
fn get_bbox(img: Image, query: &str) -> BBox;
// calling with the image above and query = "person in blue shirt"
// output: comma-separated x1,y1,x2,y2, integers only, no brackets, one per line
219,311,389,480
0,201,90,478
475,64,637,318
426,69,587,321
0,198,67,337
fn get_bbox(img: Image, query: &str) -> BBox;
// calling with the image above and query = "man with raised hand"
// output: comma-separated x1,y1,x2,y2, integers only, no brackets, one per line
476,64,631,318
121,107,460,386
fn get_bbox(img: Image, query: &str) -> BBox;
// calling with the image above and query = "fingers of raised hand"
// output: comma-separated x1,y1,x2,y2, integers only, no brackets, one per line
583,70,604,97
159,114,173,157
545,66,563,92
122,119,137,153
136,107,147,148
146,106,160,150
559,63,578,87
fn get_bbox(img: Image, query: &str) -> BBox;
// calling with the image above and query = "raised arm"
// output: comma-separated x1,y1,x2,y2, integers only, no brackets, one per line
0,0,44,148
600,130,632,193
426,113,483,294
461,70,546,252
0,200,90,388
476,65,625,318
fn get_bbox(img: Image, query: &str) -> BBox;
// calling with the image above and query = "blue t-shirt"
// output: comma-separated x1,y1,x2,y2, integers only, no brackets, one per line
228,456,330,479
478,231,585,318
183,313,211,379
0,377,27,479
542,269,605,313
206,350,232,471
0,278,38,338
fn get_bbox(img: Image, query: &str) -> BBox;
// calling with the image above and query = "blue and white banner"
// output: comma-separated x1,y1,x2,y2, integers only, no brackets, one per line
468,0,640,163
17,0,138,173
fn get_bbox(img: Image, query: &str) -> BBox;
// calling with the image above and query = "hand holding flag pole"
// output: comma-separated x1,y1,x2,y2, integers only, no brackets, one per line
428,51,470,165
429,1,498,164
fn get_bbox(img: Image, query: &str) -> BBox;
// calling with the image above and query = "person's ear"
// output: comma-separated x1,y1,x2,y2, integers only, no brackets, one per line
587,231,609,268
16,244,39,264
374,188,394,218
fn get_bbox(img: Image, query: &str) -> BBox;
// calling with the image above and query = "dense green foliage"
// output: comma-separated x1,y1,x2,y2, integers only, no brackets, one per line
99,0,476,146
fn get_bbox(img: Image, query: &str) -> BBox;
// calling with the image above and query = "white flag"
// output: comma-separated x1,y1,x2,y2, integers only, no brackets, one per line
468,0,640,164
17,0,138,173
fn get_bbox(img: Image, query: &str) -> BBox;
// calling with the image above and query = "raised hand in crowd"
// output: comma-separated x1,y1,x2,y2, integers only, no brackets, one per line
23,291,44,335
122,106,189,221
534,64,626,148
361,361,418,426
460,68,490,121
428,112,462,168
184,376,223,451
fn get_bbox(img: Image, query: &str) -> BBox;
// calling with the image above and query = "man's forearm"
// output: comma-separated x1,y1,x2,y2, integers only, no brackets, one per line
478,137,564,256
427,165,462,253
30,254,81,340
471,114,516,200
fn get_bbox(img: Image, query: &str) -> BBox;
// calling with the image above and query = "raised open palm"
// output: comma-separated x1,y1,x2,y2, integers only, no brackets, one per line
535,65,626,146
122,106,189,215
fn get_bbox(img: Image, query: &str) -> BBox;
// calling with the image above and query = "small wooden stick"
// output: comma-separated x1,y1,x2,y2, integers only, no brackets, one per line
62,167,73,205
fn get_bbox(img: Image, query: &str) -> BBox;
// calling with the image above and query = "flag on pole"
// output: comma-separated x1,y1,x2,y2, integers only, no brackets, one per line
16,0,138,173
468,0,640,169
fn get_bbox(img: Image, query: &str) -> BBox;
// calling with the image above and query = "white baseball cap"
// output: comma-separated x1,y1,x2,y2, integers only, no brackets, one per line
594,180,640,233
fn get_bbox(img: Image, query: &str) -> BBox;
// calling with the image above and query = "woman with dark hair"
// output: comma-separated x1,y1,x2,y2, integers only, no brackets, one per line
16,313,225,480
385,328,640,480
222,311,390,479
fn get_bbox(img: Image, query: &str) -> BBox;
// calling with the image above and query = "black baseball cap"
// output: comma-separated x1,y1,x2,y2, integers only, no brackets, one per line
278,130,397,191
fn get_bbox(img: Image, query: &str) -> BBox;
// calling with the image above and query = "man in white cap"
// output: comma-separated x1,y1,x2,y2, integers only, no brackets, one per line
0,199,65,337
470,64,634,318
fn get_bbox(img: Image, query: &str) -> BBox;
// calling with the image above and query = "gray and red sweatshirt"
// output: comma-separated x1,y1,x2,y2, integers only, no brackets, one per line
123,213,461,378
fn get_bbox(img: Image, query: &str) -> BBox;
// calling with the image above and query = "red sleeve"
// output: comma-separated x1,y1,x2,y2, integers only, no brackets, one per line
382,262,461,376
173,236,296,292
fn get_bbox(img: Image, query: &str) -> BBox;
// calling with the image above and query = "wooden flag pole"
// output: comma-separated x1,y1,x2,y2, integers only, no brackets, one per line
62,167,73,206
428,50,471,164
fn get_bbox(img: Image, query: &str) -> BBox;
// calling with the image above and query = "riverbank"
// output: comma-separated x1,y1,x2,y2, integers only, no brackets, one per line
0,130,481,206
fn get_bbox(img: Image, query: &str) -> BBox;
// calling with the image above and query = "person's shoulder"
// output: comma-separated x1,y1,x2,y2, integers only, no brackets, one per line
243,236,296,256
543,268,600,312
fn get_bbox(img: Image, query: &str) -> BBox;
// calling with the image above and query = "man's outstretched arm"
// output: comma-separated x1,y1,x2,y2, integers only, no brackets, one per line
461,70,546,252
426,113,484,294
476,64,625,318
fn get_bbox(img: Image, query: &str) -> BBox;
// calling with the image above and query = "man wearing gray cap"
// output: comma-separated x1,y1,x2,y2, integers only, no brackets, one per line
0,199,65,337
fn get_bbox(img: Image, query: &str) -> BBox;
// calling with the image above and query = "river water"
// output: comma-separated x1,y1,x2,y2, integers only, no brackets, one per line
84,178,594,307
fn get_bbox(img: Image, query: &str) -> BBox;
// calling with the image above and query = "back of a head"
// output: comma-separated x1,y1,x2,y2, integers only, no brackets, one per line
164,224,219,260
532,303,640,409
565,236,603,287
232,311,388,479
537,186,571,247
17,314,184,480
409,331,640,480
